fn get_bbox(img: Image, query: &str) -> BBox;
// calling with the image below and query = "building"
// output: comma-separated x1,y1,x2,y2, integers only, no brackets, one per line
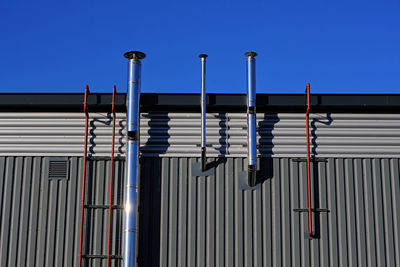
1,92,400,267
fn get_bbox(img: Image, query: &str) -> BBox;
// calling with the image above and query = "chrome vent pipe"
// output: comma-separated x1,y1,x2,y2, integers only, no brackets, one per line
245,51,258,187
199,54,208,171
123,50,146,267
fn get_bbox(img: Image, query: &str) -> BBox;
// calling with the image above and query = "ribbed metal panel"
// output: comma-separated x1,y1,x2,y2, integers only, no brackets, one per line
0,113,126,157
0,156,125,267
140,112,400,158
2,112,400,158
137,157,400,267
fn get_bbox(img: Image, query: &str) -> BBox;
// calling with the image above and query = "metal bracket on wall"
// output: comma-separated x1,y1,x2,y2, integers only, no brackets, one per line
238,171,261,191
293,208,330,239
191,162,214,177
292,158,328,162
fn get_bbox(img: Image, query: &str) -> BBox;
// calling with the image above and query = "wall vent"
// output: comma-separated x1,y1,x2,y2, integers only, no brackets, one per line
47,157,69,180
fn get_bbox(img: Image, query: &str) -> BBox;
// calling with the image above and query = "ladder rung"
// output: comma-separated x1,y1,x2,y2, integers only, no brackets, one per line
84,204,123,210
82,254,122,259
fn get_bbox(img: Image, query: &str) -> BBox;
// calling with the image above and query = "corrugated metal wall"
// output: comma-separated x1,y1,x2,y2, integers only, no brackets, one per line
0,113,126,157
140,112,400,158
138,157,400,267
0,156,125,267
2,112,400,158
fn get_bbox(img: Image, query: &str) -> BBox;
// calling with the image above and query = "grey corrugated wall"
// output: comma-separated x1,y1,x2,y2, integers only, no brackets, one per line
140,112,400,158
138,157,400,267
0,112,126,157
2,112,400,158
0,156,125,267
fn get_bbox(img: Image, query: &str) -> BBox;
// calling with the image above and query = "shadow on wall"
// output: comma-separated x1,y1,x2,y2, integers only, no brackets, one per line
137,112,170,267
256,112,280,184
311,112,333,239
88,112,113,156
311,113,333,156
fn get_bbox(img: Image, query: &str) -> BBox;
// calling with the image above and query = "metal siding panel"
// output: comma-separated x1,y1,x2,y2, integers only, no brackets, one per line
354,159,367,267
382,159,396,267
197,159,206,267
187,158,196,267
215,157,225,267
177,158,188,267
64,157,78,267
263,158,273,267
26,157,41,267
168,158,178,267
281,158,291,267
8,157,23,267
272,158,282,267
345,159,358,267
291,160,302,267
234,158,244,267
299,161,310,267
206,158,216,267
0,157,14,266
253,159,263,267
390,159,400,267
17,157,32,267
36,157,49,267
318,160,330,267
225,157,234,267
363,159,378,267
0,112,126,157
244,180,253,267
4,155,400,267
159,158,169,267
45,178,58,267
139,112,400,158
372,159,387,267
0,157,5,239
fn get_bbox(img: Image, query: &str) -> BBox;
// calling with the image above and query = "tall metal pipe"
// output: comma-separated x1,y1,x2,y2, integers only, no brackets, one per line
245,51,258,187
123,50,146,267
199,54,208,171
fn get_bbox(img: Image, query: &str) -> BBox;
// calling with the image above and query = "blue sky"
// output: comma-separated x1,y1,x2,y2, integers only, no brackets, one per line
0,0,399,93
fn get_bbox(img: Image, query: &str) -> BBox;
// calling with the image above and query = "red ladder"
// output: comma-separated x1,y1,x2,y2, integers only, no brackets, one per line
78,85,122,267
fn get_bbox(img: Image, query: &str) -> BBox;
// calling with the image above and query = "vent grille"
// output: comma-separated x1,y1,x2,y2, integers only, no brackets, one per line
47,157,69,180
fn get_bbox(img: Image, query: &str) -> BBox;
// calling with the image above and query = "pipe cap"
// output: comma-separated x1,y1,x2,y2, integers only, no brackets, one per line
198,54,208,58
245,51,258,57
124,51,146,60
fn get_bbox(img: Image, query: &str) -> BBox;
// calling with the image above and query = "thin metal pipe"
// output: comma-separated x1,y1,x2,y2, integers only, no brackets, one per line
78,84,90,267
245,51,258,187
199,54,208,171
123,51,146,267
107,85,117,267
305,82,312,237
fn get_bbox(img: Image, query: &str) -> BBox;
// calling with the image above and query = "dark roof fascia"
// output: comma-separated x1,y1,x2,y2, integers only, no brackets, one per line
1,93,400,113
0,93,126,112
141,93,400,113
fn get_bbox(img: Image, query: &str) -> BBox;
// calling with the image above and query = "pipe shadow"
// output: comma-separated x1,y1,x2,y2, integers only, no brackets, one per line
137,112,170,267
255,112,280,184
203,112,228,170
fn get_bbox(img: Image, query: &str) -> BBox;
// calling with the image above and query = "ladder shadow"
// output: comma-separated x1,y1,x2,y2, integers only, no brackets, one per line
310,113,332,239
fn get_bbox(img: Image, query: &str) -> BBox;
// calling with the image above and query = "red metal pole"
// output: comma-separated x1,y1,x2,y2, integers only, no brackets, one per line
107,85,117,267
305,83,312,237
78,85,90,267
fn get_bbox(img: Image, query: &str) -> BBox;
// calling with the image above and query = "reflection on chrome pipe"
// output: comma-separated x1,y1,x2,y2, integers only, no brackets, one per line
245,51,258,187
123,50,146,267
199,54,208,171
